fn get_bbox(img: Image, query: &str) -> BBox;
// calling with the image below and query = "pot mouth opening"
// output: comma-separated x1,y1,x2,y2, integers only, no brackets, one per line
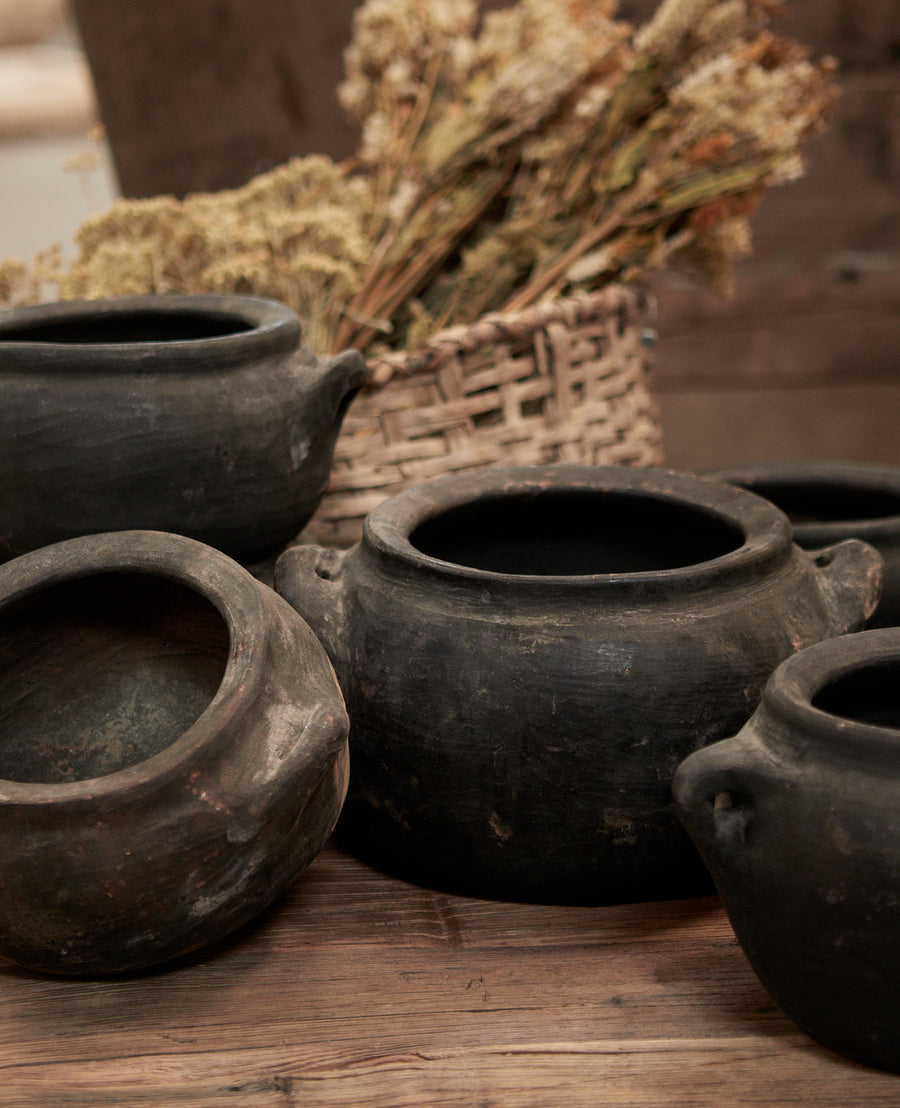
0,295,301,368
408,488,747,577
0,308,256,346
0,570,231,786
766,629,900,751
810,658,900,731
730,478,900,527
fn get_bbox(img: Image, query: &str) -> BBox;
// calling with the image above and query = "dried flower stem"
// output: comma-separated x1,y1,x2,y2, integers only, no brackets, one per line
1,0,839,363
334,158,515,350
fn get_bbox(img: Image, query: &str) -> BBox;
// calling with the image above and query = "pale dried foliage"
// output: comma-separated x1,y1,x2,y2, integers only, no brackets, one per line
2,0,838,356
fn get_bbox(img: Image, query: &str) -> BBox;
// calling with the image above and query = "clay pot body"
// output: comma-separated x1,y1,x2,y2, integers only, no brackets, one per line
0,530,349,975
674,628,900,1072
274,465,882,905
0,294,366,564
706,462,900,627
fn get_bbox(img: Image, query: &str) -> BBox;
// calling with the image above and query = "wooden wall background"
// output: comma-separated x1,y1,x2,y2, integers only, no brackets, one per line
628,0,900,471
72,0,900,472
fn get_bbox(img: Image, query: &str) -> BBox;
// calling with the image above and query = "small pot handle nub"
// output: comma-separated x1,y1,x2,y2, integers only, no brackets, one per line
808,538,884,635
672,739,758,864
274,544,350,673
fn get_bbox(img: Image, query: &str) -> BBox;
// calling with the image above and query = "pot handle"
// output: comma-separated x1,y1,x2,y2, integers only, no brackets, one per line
672,738,759,863
809,538,884,635
274,544,350,672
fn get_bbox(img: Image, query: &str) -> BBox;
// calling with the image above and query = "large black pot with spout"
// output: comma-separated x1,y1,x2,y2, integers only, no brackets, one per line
274,464,883,905
0,294,366,564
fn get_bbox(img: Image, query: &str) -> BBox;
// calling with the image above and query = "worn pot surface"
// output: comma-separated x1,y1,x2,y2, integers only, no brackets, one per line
674,628,900,1072
0,294,366,564
274,464,882,905
0,530,349,975
706,461,900,627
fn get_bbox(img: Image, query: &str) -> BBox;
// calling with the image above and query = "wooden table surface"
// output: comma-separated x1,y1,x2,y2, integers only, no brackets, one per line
2,841,898,1107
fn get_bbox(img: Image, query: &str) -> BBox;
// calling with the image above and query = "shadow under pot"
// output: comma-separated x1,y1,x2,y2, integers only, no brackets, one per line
0,294,367,566
0,530,349,976
673,628,900,1073
274,464,883,905
705,462,900,628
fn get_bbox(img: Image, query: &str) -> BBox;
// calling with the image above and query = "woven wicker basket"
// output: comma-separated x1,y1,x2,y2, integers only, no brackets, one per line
307,284,665,547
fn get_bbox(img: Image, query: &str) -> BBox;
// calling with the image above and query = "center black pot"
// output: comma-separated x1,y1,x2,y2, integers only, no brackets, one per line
275,465,882,905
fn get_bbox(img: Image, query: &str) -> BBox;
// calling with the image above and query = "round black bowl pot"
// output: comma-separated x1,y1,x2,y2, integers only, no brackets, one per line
0,530,349,975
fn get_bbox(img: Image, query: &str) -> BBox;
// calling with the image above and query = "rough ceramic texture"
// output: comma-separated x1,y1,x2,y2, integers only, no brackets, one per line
0,294,366,564
674,628,900,1073
0,530,349,975
274,464,883,905
706,461,900,628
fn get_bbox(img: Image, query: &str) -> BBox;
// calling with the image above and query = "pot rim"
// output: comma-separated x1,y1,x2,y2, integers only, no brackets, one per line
704,460,900,541
362,464,794,595
0,530,268,805
0,293,301,372
764,626,900,752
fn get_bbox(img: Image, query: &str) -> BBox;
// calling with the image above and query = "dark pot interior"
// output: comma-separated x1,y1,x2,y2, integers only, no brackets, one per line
0,572,229,784
0,309,254,345
739,479,900,526
812,660,900,730
409,490,745,575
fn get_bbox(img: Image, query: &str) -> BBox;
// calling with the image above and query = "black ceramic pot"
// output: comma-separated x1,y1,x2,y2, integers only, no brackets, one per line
673,628,900,1073
0,530,349,975
705,462,900,627
0,294,367,564
274,464,882,905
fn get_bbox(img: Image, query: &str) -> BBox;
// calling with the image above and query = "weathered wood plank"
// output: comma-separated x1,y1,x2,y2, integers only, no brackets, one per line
3,1033,894,1108
71,0,363,197
647,268,900,390
655,383,900,470
1,844,899,1106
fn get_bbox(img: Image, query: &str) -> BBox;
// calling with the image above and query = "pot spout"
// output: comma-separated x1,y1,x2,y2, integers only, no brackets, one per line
304,348,368,449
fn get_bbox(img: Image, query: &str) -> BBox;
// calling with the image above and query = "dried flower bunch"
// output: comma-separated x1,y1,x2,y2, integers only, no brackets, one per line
0,0,838,356
0,158,372,355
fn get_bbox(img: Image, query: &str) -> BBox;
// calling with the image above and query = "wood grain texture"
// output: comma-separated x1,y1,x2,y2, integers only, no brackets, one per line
657,384,900,471
2,842,899,1106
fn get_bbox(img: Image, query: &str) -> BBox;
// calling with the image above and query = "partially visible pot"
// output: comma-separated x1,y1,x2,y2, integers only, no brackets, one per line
0,294,367,564
0,530,349,975
706,461,900,627
674,628,900,1073
275,464,882,905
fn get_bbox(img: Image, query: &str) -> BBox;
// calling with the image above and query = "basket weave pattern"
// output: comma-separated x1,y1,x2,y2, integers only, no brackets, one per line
308,285,664,546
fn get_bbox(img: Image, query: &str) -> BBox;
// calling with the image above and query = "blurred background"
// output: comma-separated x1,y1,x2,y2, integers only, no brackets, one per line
1,0,897,471
0,0,115,257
